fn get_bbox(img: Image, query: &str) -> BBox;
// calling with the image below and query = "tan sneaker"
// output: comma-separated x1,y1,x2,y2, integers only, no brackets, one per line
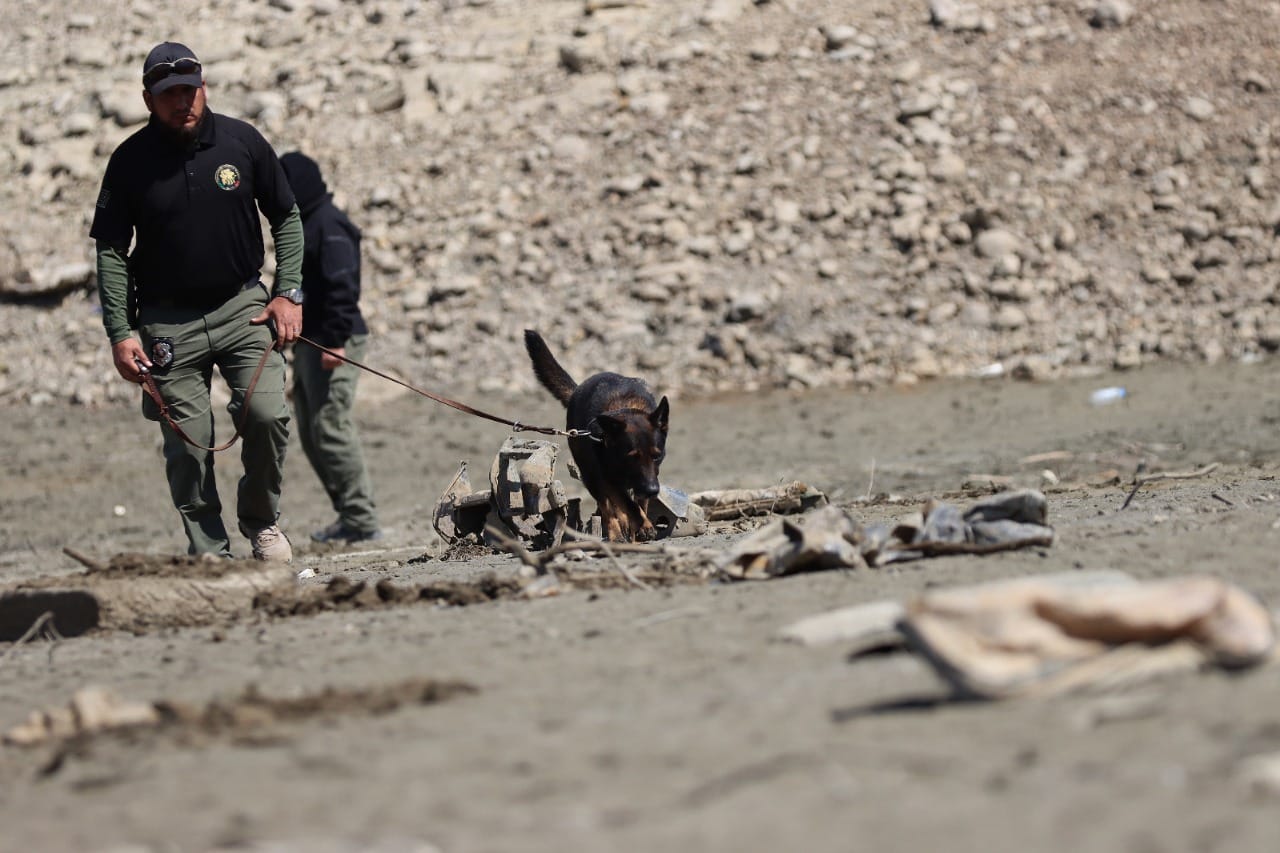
245,524,293,563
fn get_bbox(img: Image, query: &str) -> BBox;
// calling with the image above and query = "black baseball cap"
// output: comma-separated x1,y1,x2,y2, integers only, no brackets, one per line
142,42,203,94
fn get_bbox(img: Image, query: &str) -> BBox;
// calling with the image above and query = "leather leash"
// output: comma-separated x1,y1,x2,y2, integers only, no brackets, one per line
137,335,589,453
137,343,275,452
295,335,592,439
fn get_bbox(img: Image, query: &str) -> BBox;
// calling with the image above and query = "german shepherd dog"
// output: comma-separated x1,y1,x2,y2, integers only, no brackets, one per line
524,330,669,542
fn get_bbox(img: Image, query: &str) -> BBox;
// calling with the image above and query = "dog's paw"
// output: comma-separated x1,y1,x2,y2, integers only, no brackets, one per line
604,515,628,542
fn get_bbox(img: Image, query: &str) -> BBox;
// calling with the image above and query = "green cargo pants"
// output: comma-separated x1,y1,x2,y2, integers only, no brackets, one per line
138,281,290,557
292,334,379,534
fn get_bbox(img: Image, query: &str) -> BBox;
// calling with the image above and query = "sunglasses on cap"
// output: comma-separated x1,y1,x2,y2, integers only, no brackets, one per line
143,57,201,89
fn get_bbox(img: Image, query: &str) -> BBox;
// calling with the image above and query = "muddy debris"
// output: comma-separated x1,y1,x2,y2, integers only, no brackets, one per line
689,482,829,520
5,679,478,752
253,574,525,617
254,566,705,619
0,559,296,641
716,489,1055,579
69,552,269,579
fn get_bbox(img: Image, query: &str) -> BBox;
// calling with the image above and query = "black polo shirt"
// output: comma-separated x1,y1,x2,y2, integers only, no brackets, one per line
90,110,296,307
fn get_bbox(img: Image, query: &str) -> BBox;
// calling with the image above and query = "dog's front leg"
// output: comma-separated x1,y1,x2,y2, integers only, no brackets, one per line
597,492,631,542
628,499,656,542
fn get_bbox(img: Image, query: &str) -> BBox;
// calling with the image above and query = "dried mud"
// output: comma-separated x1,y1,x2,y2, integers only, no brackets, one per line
4,360,1280,852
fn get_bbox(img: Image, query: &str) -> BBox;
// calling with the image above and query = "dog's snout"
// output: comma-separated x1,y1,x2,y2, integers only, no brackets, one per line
635,480,660,498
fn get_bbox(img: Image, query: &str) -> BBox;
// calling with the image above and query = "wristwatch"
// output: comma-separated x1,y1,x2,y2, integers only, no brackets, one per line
274,288,304,305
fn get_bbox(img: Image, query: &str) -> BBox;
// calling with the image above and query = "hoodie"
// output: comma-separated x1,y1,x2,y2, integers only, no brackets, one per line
279,152,368,348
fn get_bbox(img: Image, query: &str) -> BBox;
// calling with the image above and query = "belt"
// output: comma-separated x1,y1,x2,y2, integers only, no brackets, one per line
141,278,262,311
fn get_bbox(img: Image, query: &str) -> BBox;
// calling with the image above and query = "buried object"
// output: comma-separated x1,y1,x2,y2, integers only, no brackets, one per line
433,436,705,550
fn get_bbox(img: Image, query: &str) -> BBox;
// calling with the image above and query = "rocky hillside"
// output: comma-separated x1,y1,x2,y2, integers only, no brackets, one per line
2,0,1278,407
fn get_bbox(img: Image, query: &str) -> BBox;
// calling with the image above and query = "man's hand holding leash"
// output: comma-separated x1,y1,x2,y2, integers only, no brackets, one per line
112,338,152,383
252,295,303,349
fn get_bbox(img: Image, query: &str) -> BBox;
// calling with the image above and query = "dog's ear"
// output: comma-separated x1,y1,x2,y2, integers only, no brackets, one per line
591,413,627,442
650,396,669,432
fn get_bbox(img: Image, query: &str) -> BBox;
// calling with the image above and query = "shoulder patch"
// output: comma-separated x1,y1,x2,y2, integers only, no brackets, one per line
96,187,111,209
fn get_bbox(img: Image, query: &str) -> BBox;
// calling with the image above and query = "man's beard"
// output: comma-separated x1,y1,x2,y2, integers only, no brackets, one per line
158,106,207,148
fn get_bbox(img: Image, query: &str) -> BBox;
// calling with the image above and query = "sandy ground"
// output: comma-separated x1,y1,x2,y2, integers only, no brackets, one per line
3,360,1280,852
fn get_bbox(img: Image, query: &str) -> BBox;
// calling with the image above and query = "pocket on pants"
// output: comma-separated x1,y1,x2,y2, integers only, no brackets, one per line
141,387,161,421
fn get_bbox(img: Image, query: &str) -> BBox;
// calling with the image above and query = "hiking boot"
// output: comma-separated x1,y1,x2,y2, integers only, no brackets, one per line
245,524,293,562
310,520,384,544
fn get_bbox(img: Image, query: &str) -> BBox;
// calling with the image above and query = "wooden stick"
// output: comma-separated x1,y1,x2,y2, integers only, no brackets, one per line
0,611,55,665
554,530,678,557
484,524,551,577
585,0,646,12
593,538,651,591
1121,463,1220,510
1135,462,1220,484
485,524,683,591
62,546,106,571
1019,450,1075,465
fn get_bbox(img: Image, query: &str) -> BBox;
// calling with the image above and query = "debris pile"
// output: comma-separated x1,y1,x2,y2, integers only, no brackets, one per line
4,680,478,748
433,436,706,549
718,488,1053,579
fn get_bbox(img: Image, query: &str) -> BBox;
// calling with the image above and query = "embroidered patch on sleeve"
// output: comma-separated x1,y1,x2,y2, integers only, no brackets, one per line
96,187,111,209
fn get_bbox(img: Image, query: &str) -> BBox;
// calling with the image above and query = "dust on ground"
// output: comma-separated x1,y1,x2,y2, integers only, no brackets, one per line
3,360,1280,852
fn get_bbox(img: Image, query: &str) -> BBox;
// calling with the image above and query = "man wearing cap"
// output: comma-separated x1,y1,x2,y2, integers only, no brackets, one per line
279,151,382,545
90,42,306,562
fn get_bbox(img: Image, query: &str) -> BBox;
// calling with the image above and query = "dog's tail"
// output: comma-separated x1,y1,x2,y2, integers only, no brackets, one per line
524,330,577,406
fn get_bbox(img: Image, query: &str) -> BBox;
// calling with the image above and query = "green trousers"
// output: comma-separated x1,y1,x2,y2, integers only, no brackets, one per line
139,282,290,557
292,334,379,534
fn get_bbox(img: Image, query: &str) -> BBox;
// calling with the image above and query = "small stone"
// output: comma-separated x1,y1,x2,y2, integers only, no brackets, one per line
1242,71,1272,93
726,292,769,322
1238,751,1280,799
1182,96,1215,121
975,228,1021,259
898,94,939,120
993,305,1027,330
1114,343,1142,370
820,25,858,52
748,38,781,61
931,152,967,181
1090,0,1134,28
1257,326,1280,352
1012,356,1055,381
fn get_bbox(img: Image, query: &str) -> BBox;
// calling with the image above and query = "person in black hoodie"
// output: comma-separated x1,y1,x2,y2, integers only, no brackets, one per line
279,152,381,543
